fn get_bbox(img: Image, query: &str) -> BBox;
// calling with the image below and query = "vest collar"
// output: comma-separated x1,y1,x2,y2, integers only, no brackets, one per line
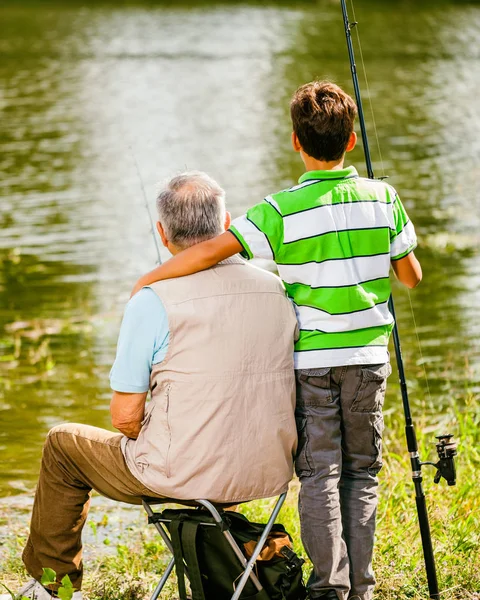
218,255,245,266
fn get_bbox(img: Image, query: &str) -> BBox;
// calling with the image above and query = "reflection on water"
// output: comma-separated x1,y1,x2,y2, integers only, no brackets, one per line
1,0,479,496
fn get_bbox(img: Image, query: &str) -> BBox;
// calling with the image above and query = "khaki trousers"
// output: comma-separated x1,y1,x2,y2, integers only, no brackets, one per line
22,423,162,591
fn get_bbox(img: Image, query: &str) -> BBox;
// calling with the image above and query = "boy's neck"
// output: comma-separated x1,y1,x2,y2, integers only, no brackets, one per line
301,152,345,172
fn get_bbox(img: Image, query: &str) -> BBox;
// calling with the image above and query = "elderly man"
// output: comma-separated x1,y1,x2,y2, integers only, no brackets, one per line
13,172,298,600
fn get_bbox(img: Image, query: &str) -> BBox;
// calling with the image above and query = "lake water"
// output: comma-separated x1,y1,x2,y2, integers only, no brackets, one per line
1,0,479,497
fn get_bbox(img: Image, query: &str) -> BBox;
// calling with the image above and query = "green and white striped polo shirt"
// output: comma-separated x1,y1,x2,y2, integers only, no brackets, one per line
229,166,417,369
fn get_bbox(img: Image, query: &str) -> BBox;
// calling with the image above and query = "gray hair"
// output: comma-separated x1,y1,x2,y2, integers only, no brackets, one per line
156,171,226,250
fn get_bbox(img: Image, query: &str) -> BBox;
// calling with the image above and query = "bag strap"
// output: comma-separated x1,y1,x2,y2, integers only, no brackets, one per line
170,518,189,600
181,520,206,600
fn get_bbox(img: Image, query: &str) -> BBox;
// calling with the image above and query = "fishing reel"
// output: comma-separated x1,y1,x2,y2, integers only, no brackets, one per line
422,434,457,486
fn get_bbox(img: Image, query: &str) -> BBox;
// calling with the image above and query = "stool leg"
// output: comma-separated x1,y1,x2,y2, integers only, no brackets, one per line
150,556,175,600
196,499,263,592
143,500,175,554
230,493,287,600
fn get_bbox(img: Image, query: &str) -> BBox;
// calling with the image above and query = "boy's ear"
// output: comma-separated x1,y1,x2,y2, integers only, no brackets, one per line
156,221,168,247
291,131,302,153
346,131,357,153
224,211,231,231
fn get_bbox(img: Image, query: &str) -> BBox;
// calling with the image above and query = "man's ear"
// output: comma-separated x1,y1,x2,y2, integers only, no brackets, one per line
291,131,302,153
224,211,231,231
346,131,357,153
156,221,168,247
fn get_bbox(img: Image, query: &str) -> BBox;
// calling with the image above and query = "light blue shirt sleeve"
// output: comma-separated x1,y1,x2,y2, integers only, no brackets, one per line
109,287,170,393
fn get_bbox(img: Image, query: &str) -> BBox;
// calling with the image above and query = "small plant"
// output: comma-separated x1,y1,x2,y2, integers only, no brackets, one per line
40,569,75,600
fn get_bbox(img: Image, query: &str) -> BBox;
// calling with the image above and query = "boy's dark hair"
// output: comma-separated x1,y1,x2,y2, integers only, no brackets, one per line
290,81,358,162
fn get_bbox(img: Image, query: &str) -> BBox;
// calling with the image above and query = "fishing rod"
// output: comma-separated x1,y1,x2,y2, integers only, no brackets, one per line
129,144,163,265
340,2,457,599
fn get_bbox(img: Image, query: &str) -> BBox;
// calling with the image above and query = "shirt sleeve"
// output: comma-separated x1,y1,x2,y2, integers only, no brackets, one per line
109,287,169,393
228,196,284,261
389,192,418,260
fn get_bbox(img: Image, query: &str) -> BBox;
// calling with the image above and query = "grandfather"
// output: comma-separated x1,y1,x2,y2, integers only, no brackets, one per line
15,172,298,600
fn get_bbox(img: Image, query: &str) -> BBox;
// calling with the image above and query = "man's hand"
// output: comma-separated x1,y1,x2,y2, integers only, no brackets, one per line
110,391,148,439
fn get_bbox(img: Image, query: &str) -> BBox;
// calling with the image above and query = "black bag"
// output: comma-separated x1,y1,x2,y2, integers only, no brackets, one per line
159,508,307,600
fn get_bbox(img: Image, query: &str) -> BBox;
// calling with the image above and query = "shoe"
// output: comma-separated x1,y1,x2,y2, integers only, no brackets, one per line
3,579,51,600
2,578,83,600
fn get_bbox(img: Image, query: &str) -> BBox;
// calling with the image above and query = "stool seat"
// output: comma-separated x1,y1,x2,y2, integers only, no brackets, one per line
142,496,239,509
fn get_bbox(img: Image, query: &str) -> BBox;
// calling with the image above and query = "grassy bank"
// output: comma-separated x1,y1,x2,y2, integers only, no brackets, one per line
1,392,479,600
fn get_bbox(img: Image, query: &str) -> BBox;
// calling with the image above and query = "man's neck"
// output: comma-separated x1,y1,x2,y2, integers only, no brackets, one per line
301,152,345,172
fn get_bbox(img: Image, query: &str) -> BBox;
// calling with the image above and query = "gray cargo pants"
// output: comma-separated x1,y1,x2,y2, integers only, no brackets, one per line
295,363,391,600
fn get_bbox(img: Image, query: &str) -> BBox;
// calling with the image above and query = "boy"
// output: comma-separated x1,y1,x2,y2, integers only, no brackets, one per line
133,81,422,600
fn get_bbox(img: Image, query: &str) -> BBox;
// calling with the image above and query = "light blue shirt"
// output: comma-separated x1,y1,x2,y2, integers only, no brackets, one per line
109,287,170,393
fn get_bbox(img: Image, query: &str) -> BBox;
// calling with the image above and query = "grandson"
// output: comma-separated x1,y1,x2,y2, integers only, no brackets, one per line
133,81,422,600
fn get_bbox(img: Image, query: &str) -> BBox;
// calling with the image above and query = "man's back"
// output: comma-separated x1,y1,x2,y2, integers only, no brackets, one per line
123,257,298,503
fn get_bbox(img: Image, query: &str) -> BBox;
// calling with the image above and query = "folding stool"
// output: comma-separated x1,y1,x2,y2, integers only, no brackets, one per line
142,492,287,600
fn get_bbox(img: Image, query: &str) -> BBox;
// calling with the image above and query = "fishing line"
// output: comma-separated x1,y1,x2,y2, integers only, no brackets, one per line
407,288,434,407
349,0,386,179
91,55,162,266
350,0,433,405
128,144,163,265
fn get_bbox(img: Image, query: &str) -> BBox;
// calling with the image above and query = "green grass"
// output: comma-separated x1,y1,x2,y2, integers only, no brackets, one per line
1,393,479,600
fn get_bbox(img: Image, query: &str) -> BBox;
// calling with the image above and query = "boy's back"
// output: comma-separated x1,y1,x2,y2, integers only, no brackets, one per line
230,166,417,368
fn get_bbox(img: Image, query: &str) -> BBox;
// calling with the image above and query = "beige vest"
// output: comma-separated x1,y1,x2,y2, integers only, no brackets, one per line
123,258,298,503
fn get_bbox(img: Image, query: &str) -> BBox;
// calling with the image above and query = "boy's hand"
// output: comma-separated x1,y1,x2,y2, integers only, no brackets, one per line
130,231,243,296
131,272,156,297
391,252,422,288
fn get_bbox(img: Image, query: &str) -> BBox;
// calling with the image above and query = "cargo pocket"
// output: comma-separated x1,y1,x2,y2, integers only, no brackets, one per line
351,363,392,413
294,415,314,478
368,414,385,476
296,367,332,407
136,404,156,473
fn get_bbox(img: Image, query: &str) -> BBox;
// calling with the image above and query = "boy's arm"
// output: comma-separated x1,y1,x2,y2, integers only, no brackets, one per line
131,231,243,295
389,188,422,289
132,198,283,295
391,252,422,289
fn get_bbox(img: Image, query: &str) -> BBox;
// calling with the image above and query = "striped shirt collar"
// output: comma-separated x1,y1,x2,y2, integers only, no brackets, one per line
298,165,358,184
